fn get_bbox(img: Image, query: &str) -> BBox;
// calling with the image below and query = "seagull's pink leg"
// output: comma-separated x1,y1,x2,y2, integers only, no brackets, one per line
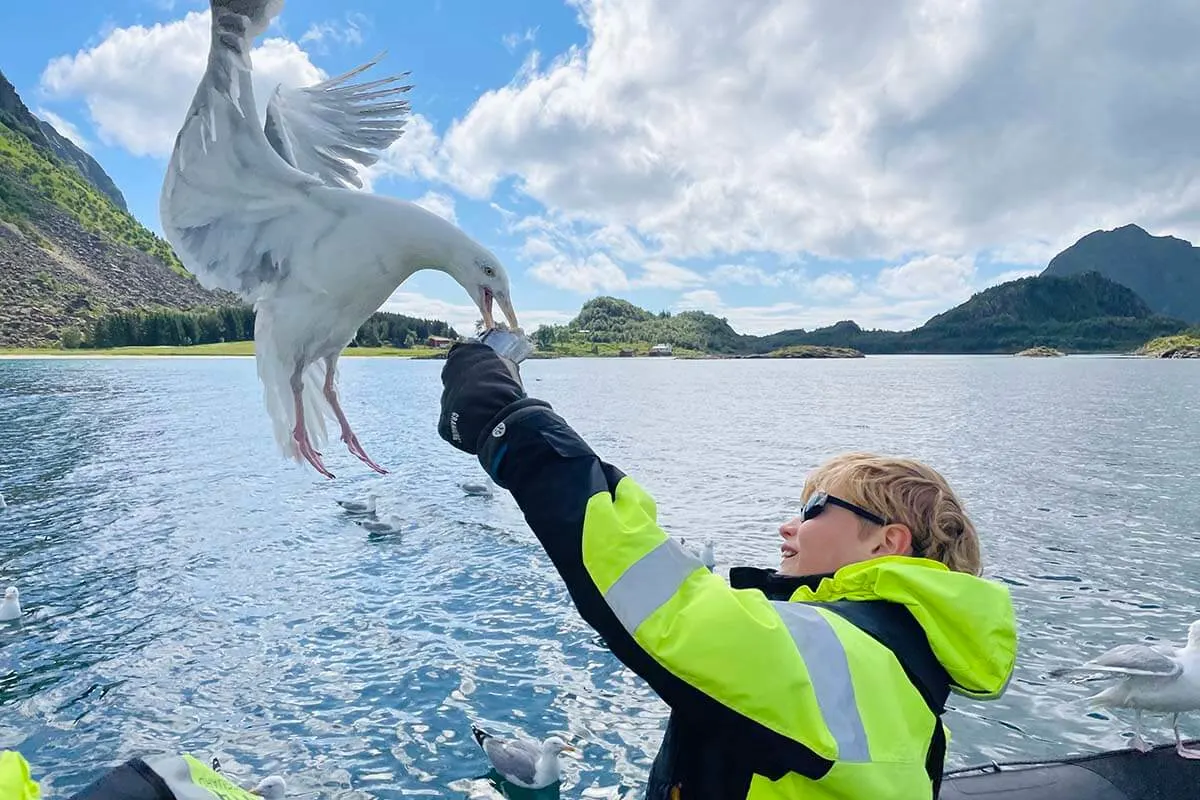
323,355,388,475
291,364,335,479
1174,715,1200,759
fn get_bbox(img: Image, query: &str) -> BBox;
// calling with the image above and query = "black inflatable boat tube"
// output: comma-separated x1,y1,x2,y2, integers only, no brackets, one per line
941,739,1200,799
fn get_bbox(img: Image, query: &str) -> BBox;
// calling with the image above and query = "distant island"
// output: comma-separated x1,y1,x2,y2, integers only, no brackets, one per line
529,270,1190,358
1135,331,1200,359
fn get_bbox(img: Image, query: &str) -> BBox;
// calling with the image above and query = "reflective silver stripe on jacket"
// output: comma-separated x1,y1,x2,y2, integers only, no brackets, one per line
772,601,871,761
603,538,705,634
602,537,871,762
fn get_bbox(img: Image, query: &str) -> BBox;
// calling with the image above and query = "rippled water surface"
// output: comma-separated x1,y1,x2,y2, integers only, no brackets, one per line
1,354,1198,798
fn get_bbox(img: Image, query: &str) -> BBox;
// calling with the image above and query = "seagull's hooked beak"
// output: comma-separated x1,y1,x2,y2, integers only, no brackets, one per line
559,743,581,758
478,287,519,332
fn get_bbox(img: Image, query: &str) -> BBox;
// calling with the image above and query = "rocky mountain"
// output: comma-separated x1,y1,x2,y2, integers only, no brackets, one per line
1042,223,1200,323
0,71,126,211
0,68,236,348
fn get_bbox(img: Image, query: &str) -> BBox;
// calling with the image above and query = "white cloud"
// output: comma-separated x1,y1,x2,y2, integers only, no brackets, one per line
366,112,446,185
676,289,724,313
810,272,858,299
529,252,630,294
300,13,369,52
412,191,457,224
875,255,976,300
39,10,324,158
669,254,1042,335
35,108,90,150
519,237,560,261
502,27,538,54
633,260,705,289
424,0,1200,269
710,265,794,287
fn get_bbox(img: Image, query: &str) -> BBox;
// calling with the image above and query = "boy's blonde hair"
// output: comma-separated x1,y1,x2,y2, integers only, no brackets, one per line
802,452,982,576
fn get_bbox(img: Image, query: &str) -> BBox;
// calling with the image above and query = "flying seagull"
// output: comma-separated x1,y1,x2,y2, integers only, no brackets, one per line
160,0,519,479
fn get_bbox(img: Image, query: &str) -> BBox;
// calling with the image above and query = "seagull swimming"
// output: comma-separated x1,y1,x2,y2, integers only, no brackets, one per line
160,0,519,480
0,586,20,622
471,724,578,790
210,757,285,798
248,775,286,798
461,476,494,497
1049,619,1200,758
354,513,405,535
336,493,378,516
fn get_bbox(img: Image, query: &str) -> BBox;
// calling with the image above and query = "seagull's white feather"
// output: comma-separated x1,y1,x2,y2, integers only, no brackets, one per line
1051,643,1183,679
263,52,413,188
1051,622,1200,714
0,587,20,622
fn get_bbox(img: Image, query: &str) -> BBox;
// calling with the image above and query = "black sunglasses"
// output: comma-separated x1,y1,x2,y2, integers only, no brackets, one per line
802,491,888,527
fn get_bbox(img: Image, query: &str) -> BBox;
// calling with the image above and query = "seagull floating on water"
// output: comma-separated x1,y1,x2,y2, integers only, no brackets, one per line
355,513,406,535
248,775,286,798
336,493,379,517
471,724,578,790
211,755,285,797
1050,619,1200,758
160,0,519,481
0,587,20,622
461,476,494,497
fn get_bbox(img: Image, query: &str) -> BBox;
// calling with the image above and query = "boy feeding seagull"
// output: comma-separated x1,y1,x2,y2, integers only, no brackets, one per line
437,330,1018,799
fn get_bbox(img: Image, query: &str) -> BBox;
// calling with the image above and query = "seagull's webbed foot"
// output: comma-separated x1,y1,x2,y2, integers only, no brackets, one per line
342,428,388,475
1176,741,1200,759
292,365,335,479
1129,709,1153,753
1173,714,1200,759
323,356,388,475
293,423,334,479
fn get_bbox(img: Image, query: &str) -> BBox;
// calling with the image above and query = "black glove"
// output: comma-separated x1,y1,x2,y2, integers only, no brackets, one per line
438,341,528,455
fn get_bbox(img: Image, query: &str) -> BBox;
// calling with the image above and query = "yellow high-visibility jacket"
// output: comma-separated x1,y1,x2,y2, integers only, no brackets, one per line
0,751,268,800
477,400,1019,799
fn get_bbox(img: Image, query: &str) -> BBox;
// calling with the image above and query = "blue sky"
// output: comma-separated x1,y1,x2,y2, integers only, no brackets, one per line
4,1,1200,336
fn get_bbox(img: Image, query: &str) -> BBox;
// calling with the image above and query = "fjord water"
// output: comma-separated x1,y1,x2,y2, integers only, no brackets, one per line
1,354,1197,798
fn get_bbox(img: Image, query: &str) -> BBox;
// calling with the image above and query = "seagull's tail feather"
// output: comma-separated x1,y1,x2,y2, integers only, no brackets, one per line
254,302,334,462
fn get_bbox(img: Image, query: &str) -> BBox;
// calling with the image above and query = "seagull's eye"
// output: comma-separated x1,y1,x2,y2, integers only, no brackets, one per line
483,266,495,277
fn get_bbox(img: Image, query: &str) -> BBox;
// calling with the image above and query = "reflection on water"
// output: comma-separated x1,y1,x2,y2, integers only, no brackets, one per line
1,354,1198,797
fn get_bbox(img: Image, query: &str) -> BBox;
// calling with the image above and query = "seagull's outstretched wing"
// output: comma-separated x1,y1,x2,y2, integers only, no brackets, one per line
481,736,540,787
161,2,342,300
1050,643,1182,679
263,53,413,189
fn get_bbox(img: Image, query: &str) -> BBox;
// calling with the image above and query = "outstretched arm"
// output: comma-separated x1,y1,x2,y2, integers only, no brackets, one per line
438,343,877,779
